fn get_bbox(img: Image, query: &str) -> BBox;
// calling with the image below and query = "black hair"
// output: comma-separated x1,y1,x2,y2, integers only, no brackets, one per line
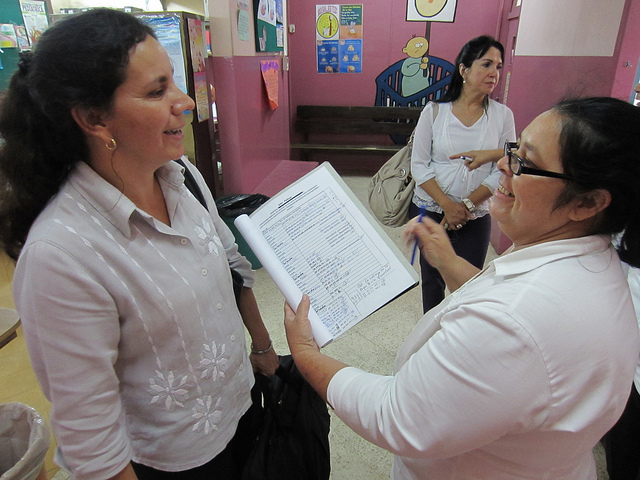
552,97,640,267
0,8,155,260
438,35,504,109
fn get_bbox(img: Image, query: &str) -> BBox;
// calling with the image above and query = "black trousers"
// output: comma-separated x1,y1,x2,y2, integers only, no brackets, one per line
409,203,492,314
132,407,255,480
602,384,640,480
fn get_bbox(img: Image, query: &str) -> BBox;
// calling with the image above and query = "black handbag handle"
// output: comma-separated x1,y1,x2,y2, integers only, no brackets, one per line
254,357,304,411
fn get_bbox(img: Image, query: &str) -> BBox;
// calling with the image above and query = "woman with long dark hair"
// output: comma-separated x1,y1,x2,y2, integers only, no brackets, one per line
409,35,515,313
0,9,278,480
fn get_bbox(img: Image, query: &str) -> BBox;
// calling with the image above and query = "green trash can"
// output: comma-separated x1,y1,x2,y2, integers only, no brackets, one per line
216,194,269,270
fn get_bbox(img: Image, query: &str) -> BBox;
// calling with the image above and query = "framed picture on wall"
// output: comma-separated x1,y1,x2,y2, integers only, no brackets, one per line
406,0,457,22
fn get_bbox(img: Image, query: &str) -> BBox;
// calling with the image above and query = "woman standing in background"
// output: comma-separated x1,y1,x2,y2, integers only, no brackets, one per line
409,35,515,313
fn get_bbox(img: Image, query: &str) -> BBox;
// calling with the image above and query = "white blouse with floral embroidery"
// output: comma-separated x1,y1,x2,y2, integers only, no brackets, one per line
14,159,255,480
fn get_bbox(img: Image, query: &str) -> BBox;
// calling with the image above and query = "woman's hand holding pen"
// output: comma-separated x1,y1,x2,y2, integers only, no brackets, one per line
404,216,457,271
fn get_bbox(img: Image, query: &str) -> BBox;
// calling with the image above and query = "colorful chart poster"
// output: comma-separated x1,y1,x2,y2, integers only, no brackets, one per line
187,18,206,73
339,5,362,73
194,71,210,122
316,4,363,74
317,40,339,73
20,0,48,46
0,25,18,48
136,14,188,95
260,60,279,110
15,25,29,50
188,18,209,122
339,4,362,39
339,39,362,73
316,5,340,41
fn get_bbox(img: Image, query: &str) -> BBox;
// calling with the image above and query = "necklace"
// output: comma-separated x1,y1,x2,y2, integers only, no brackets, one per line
453,102,484,127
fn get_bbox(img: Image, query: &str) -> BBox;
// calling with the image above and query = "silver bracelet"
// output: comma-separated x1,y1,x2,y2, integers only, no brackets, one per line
251,339,273,354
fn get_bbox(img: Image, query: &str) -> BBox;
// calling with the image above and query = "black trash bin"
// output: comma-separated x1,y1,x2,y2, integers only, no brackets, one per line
216,194,269,269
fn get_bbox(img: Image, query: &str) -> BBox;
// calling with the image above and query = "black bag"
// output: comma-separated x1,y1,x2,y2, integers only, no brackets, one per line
242,355,331,480
175,159,243,303
216,193,270,218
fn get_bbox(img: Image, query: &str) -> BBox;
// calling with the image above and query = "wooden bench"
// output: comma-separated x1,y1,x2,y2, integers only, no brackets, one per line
291,105,423,160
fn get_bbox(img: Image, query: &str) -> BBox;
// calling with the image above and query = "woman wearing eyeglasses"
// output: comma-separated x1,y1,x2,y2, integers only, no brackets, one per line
409,35,515,314
284,97,640,479
601,81,640,480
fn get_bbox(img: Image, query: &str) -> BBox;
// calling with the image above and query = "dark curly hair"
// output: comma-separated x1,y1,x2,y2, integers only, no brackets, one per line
0,9,155,260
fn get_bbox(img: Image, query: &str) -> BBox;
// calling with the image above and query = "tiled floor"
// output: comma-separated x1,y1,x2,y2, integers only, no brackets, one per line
0,175,609,479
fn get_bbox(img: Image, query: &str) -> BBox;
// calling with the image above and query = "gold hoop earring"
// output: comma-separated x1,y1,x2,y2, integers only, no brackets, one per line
105,138,117,151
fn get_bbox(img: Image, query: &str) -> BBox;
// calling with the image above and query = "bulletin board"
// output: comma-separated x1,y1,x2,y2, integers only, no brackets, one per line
255,0,284,53
0,0,49,92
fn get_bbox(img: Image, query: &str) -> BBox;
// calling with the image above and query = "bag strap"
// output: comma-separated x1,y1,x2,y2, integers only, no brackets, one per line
174,159,244,303
409,102,439,147
174,159,208,211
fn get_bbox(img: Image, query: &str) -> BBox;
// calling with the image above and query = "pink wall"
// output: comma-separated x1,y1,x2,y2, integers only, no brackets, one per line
287,0,640,134
504,56,621,131
211,0,640,199
212,55,291,195
503,0,640,132
611,0,640,100
287,0,503,109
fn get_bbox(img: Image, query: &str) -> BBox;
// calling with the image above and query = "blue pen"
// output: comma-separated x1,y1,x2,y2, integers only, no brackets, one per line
411,208,425,265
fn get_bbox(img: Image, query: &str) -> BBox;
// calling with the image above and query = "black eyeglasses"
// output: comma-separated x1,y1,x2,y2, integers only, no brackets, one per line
504,141,577,181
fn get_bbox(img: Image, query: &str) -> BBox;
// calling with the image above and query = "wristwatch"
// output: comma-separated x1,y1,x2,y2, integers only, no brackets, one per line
461,198,476,212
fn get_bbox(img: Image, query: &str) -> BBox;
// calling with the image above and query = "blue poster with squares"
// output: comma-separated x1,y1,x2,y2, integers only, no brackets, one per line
317,40,339,73
339,39,362,73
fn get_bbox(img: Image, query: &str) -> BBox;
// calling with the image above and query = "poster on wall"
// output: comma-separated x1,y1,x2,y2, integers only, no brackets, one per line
187,18,210,122
0,25,18,48
339,4,362,73
406,0,457,22
260,60,279,110
255,0,283,52
137,14,188,95
316,5,339,73
15,25,29,50
237,0,251,42
20,0,48,47
316,4,363,74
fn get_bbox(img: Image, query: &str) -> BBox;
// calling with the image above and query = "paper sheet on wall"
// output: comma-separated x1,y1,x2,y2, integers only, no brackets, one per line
260,60,279,110
235,162,418,347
